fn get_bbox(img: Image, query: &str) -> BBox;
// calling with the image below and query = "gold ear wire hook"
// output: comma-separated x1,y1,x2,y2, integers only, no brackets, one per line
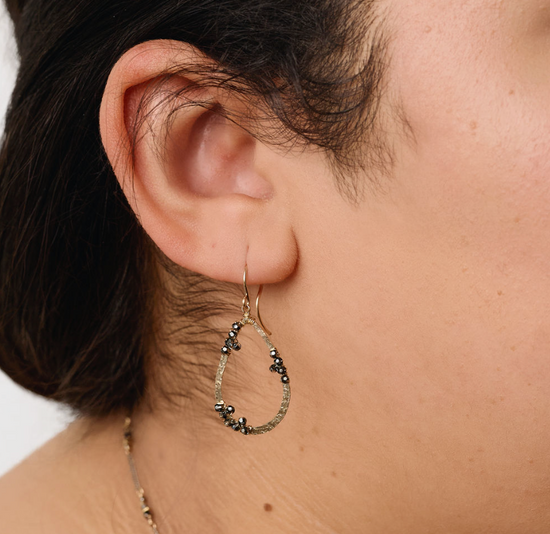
242,265,251,316
242,264,271,335
256,285,272,336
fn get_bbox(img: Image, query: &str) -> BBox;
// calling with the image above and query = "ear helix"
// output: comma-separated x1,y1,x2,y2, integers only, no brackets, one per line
214,264,291,435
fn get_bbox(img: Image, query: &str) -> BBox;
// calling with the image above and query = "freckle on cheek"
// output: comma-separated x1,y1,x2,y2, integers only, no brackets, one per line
264,503,273,512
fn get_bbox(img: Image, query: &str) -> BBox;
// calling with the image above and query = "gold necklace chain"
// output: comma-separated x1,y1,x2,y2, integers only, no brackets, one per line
123,416,161,534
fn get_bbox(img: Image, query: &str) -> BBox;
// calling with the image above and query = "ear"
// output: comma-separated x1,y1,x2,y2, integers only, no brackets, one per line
99,40,298,284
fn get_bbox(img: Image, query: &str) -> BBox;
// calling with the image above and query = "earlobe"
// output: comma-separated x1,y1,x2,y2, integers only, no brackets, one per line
99,40,297,284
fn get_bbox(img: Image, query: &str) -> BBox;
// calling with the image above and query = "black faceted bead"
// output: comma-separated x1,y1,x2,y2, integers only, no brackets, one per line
274,357,284,366
228,330,238,339
281,375,290,384
224,419,233,426
277,367,286,375
215,403,225,412
226,405,235,414
233,342,241,351
225,338,234,349
241,427,250,435
269,349,278,358
232,322,241,331
269,364,277,373
221,345,230,355
238,417,247,426
232,423,241,431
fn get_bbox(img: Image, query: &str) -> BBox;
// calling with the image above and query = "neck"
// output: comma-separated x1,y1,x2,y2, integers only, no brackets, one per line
115,390,351,533
68,358,372,534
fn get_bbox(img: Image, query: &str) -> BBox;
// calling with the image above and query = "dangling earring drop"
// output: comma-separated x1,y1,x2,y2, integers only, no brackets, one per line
214,265,291,435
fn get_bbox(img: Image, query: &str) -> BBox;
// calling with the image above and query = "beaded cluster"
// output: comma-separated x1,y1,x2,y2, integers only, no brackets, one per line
221,321,243,354
269,349,290,384
214,402,252,434
220,321,290,385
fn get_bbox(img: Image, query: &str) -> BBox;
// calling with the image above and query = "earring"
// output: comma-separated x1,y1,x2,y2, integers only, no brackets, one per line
214,264,291,435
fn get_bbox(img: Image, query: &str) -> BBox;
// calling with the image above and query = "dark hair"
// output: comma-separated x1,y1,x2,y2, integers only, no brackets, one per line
0,0,388,418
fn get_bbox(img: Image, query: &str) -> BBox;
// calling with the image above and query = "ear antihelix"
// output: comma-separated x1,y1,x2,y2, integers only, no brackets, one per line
214,264,291,435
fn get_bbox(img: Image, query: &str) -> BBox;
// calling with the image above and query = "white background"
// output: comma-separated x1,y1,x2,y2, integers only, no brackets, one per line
0,5,72,477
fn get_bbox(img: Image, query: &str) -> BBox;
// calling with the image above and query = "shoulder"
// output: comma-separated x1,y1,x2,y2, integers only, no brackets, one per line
0,457,43,532
0,444,54,532
0,418,113,534
0,428,76,533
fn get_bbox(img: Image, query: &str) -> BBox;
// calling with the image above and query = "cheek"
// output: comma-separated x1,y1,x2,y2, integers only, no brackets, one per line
375,0,550,474
389,0,550,274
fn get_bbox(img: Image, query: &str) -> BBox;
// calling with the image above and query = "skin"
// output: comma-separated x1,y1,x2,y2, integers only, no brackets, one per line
3,0,550,532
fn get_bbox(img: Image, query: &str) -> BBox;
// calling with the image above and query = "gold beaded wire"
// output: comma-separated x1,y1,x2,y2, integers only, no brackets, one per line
123,417,160,534
214,265,291,435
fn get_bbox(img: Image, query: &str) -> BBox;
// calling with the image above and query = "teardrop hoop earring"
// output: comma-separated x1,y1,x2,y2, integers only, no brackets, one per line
214,265,291,435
